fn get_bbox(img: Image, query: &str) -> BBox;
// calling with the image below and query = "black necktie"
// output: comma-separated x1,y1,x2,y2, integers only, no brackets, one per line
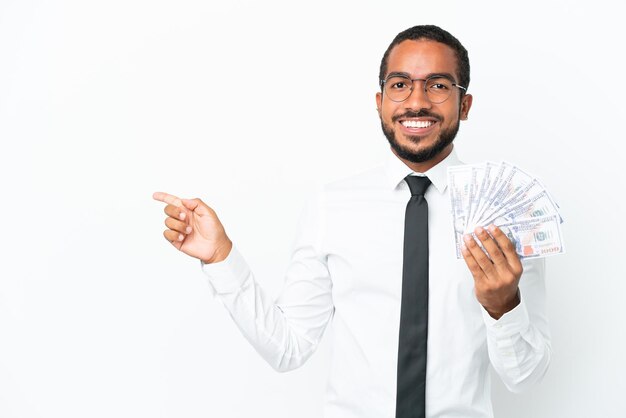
396,175,431,418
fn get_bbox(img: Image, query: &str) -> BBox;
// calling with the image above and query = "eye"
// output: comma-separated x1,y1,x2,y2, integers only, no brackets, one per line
425,78,454,97
386,76,411,90
428,81,450,90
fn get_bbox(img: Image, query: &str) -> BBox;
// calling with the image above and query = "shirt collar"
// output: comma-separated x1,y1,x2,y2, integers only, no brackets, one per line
384,146,462,194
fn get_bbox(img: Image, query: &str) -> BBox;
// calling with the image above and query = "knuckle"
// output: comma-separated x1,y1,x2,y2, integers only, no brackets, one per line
482,282,496,294
478,281,490,292
490,251,503,261
475,250,488,262
493,281,507,292
475,258,488,271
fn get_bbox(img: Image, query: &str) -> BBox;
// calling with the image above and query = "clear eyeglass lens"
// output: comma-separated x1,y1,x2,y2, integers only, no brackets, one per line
384,76,454,103
384,76,412,102
425,77,453,103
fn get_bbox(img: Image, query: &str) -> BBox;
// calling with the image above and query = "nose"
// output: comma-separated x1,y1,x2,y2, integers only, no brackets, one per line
403,80,432,111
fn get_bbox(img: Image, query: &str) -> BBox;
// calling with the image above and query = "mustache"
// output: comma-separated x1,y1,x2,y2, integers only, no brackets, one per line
392,109,442,123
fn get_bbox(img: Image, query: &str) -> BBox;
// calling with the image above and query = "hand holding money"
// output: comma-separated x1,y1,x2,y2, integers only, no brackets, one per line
461,224,523,319
448,161,564,318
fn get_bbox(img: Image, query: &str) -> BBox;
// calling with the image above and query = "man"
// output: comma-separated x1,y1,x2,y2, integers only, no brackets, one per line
153,25,550,418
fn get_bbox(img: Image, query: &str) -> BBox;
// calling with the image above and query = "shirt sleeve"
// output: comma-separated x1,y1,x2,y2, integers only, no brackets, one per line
201,188,334,372
481,257,551,393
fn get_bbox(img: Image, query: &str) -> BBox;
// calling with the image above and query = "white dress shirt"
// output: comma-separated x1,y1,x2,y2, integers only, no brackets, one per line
201,148,551,418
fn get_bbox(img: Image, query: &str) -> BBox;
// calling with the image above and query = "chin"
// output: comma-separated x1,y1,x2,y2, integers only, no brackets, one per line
401,134,436,148
381,118,459,165
388,132,454,164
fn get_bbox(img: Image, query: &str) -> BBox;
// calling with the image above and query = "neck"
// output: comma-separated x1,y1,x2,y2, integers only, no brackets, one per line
393,144,453,174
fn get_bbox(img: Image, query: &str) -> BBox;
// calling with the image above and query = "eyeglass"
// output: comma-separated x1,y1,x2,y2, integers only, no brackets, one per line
380,74,467,104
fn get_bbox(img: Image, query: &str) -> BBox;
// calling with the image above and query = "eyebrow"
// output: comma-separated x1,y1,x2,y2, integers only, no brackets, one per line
384,71,458,82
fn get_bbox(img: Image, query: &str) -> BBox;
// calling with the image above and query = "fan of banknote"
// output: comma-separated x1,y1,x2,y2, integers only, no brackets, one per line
447,162,565,260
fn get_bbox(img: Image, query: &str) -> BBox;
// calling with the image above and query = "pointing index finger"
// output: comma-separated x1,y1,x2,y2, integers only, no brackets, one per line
152,192,183,207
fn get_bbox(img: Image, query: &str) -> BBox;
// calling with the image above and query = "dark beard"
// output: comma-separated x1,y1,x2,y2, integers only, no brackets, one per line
381,112,460,164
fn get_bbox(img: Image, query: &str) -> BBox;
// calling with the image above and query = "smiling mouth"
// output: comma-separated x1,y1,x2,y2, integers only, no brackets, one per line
400,120,436,128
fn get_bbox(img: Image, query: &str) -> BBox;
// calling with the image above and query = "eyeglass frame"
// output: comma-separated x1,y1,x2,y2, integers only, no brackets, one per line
379,72,467,104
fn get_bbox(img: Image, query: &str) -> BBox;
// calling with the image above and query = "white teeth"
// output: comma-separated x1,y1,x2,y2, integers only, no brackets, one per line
401,120,434,128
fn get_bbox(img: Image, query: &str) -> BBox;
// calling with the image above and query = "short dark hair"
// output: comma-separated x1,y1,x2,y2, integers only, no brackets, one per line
379,25,470,93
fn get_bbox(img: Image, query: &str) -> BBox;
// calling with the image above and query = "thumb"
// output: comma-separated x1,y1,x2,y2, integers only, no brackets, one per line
182,198,212,216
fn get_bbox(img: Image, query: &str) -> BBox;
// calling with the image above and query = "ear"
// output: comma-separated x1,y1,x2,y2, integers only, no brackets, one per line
375,91,382,116
460,94,473,120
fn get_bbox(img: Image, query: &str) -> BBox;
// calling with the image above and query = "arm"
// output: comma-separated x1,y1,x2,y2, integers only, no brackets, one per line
462,225,551,393
153,191,334,372
481,258,550,393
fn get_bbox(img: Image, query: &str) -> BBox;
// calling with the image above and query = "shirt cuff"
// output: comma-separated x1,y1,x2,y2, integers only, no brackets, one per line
481,290,530,339
200,245,251,295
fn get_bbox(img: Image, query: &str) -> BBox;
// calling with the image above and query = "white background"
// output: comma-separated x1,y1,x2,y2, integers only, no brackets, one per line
1,0,624,417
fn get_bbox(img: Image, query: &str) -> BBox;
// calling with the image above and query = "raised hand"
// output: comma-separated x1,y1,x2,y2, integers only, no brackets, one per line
461,224,523,319
152,192,232,264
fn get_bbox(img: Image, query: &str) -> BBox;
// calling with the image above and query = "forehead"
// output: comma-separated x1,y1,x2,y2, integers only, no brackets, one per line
385,39,459,79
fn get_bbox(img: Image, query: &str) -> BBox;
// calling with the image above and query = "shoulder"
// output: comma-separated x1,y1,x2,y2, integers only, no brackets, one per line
323,163,387,194
300,163,389,215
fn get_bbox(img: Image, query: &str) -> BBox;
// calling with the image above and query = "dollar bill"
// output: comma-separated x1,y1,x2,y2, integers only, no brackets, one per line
448,165,474,257
488,189,561,226
447,161,564,260
467,161,497,229
497,214,565,258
